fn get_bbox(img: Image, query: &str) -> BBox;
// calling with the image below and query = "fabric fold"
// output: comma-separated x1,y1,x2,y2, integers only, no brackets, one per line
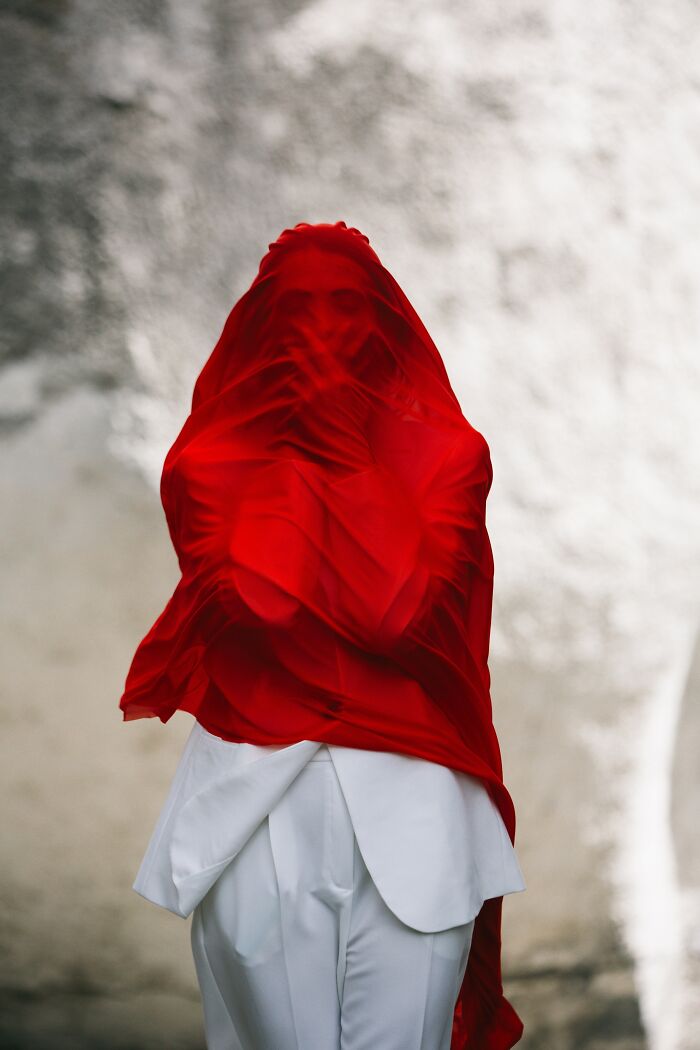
169,734,323,916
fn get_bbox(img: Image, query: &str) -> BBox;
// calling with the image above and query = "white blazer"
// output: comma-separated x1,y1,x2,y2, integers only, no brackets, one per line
132,720,526,933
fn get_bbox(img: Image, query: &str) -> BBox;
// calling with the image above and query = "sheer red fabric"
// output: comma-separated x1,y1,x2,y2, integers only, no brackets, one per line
119,220,524,1047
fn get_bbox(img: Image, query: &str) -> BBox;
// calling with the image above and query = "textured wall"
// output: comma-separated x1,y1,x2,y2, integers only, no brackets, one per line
2,1,700,1048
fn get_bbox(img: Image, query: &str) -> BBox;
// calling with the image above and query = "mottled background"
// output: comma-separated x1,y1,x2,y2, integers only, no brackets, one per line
2,1,700,1048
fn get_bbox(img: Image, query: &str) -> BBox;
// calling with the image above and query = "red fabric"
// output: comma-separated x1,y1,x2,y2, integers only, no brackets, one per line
119,220,524,1047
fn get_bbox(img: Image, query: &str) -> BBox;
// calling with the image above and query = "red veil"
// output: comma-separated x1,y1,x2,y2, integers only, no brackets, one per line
119,221,524,1047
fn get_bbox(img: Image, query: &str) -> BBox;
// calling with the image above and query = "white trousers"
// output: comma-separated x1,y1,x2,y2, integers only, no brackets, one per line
190,746,476,1050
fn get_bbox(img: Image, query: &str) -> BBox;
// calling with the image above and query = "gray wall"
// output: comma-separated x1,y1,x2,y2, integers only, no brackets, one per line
2,2,699,1047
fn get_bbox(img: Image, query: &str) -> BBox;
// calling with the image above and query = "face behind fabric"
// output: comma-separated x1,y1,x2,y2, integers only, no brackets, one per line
269,246,380,399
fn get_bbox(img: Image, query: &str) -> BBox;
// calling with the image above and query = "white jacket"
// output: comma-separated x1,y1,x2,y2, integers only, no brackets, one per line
132,720,526,932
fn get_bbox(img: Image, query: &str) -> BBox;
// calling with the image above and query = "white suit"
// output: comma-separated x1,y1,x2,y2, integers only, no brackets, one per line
133,720,526,1049
134,719,525,928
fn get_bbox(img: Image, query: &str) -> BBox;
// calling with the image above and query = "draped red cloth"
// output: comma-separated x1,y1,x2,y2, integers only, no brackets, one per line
119,220,524,1048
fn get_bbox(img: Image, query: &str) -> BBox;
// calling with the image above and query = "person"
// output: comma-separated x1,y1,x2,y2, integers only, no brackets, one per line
120,220,527,1049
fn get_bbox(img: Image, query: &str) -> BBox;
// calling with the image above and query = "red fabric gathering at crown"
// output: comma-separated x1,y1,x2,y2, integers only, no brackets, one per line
119,220,524,1048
